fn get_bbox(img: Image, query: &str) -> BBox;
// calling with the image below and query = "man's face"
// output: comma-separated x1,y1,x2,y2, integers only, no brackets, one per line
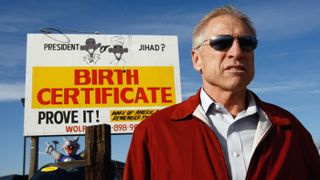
192,15,255,93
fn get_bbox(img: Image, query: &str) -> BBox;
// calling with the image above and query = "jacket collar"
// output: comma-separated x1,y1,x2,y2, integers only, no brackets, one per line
170,89,201,121
171,88,292,127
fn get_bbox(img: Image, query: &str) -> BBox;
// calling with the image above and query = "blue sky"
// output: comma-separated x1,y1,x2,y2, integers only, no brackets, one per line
1,0,320,176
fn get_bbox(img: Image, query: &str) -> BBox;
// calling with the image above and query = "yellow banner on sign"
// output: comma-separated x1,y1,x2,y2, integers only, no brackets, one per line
32,66,176,108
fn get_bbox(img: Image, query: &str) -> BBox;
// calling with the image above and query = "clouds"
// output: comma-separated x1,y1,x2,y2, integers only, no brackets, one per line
1,1,320,176
0,14,44,34
0,43,26,66
250,81,306,93
95,9,200,44
181,78,201,100
310,89,320,94
0,41,26,83
182,78,320,99
0,83,25,101
243,1,320,41
1,0,320,102
97,1,320,49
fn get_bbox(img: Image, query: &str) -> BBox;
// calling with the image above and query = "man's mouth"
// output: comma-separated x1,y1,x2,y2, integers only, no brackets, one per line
225,65,246,72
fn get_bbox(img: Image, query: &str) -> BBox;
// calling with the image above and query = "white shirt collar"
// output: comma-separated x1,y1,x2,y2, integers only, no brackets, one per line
200,88,258,120
194,88,272,158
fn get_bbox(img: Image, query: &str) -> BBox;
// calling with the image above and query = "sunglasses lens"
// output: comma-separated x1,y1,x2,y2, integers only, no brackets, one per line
239,36,257,51
208,35,257,51
209,35,233,51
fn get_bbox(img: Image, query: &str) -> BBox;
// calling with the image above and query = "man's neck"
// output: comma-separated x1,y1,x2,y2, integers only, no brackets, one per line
203,86,247,118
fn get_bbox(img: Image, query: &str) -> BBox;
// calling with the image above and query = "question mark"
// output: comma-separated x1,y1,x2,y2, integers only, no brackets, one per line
161,44,166,51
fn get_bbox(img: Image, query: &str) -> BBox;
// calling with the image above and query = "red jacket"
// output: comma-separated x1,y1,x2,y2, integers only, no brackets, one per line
124,90,320,179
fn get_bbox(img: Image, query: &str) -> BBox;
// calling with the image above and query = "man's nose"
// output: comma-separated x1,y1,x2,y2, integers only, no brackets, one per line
227,39,243,59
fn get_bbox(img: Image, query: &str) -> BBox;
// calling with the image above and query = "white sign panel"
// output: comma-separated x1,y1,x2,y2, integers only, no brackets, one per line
24,34,181,136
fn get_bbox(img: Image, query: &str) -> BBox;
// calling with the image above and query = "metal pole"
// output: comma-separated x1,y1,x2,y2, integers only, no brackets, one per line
21,98,26,176
23,136,26,176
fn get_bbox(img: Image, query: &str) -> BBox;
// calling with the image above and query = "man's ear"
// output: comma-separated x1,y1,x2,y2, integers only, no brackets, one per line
192,49,202,72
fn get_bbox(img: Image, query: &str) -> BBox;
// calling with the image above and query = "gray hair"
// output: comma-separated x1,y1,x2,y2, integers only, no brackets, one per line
192,5,256,49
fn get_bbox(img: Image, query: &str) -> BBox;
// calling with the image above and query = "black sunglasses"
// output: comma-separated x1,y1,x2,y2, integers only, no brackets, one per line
196,35,258,51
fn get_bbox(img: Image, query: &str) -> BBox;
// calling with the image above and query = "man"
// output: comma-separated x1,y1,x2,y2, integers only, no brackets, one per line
124,5,320,179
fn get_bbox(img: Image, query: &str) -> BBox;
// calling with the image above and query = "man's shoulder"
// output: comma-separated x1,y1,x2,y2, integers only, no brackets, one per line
258,99,309,131
135,92,200,130
141,99,194,124
260,100,317,151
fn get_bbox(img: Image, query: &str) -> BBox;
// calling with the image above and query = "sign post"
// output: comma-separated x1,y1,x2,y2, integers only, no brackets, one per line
28,137,38,179
85,124,112,180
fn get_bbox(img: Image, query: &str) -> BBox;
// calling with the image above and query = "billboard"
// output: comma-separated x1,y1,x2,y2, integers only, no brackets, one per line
24,34,181,136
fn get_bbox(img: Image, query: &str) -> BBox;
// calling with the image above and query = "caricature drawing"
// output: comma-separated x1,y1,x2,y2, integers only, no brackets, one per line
80,38,101,64
108,35,128,66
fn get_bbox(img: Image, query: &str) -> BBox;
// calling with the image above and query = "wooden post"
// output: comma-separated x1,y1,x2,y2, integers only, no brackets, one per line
85,124,112,180
28,136,39,179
